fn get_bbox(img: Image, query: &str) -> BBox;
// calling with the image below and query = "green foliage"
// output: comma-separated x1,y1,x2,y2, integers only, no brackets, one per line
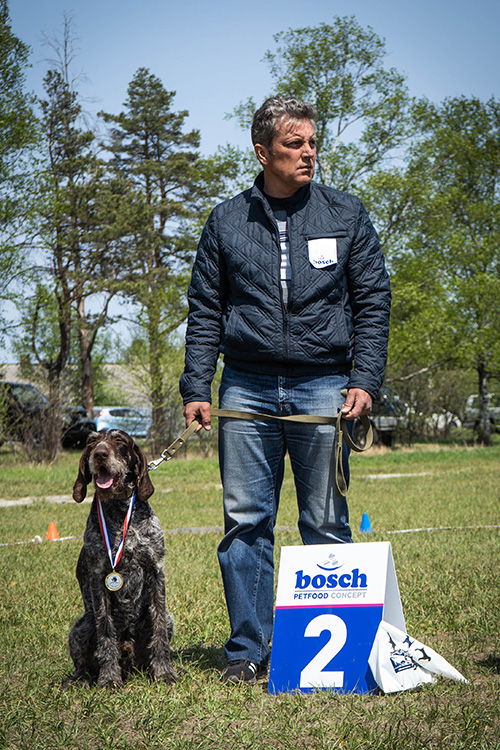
0,0,37,181
3,12,500,455
13,66,97,432
0,0,38,345
384,97,500,442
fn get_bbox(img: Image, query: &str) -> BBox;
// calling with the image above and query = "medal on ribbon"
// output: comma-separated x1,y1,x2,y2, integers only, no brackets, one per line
97,488,136,592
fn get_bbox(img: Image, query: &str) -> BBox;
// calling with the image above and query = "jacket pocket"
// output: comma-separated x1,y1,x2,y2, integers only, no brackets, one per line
306,233,347,269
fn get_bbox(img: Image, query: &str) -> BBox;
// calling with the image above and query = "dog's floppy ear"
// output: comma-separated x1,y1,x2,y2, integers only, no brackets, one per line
133,442,154,502
72,436,96,503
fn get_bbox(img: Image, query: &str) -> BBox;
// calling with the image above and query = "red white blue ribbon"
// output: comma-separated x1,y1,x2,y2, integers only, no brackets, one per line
97,488,136,571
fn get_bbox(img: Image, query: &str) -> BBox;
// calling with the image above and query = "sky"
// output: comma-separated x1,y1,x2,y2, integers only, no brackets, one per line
10,0,500,156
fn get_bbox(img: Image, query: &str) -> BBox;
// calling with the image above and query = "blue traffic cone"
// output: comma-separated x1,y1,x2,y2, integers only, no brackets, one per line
359,512,373,534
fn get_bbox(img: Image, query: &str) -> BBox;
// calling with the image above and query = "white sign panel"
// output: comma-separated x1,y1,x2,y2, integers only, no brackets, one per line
269,542,405,694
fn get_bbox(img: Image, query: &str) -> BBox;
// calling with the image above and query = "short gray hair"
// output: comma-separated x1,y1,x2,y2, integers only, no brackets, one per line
251,96,316,148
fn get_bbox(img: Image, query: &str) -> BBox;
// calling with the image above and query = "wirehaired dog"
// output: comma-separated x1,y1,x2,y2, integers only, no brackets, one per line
65,429,177,688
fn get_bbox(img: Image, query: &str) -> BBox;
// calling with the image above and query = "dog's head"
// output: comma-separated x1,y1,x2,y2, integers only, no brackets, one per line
73,429,154,504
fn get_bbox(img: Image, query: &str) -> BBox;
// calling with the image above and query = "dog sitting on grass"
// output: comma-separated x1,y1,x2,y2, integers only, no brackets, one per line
65,429,177,689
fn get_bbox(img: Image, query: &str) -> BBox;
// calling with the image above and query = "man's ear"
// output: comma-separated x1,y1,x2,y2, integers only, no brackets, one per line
254,143,269,167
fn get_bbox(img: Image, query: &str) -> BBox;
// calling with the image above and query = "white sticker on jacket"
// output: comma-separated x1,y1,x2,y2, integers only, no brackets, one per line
307,238,337,268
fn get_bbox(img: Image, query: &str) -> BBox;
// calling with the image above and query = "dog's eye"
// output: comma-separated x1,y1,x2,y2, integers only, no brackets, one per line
115,437,132,455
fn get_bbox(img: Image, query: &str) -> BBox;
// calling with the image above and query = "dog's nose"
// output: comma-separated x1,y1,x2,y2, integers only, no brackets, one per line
93,443,109,459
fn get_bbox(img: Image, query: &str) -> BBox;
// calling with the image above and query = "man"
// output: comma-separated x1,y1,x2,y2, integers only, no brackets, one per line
180,96,391,683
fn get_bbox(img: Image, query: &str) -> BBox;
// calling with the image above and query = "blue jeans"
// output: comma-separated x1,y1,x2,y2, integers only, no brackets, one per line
217,365,352,666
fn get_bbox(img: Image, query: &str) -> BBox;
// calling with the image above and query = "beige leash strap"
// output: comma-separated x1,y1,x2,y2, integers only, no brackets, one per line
334,410,373,497
212,407,338,424
213,408,372,497
149,406,373,497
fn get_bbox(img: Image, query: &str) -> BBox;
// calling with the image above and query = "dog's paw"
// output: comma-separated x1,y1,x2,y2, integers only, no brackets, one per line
62,672,92,688
97,673,124,690
153,666,178,685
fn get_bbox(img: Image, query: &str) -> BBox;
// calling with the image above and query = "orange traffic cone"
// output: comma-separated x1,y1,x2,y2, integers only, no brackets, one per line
46,522,59,541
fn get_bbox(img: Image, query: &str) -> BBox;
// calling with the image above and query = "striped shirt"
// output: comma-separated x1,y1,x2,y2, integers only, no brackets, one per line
277,219,291,307
265,192,299,310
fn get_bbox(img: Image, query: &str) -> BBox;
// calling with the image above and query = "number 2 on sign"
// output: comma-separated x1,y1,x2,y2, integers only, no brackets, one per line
299,614,347,688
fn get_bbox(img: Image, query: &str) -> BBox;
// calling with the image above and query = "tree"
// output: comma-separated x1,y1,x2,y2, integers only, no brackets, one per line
403,97,500,444
0,0,37,346
100,68,204,449
39,16,129,417
231,16,411,192
360,165,461,423
14,56,126,457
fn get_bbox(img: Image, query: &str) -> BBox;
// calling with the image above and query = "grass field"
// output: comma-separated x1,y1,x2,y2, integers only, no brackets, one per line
0,439,499,749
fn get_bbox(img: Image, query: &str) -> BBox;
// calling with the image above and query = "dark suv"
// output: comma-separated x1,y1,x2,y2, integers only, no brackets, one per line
0,380,96,448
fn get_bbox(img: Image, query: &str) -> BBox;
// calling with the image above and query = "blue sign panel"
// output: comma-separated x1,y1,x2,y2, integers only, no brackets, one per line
269,604,382,694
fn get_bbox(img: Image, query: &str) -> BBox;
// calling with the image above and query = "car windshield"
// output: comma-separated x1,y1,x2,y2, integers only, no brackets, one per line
12,384,48,406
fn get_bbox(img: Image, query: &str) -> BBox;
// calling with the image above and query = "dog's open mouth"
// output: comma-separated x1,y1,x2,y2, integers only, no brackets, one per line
95,471,116,490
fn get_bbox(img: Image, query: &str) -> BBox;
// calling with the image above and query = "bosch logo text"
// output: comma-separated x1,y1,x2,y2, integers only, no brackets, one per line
294,568,368,601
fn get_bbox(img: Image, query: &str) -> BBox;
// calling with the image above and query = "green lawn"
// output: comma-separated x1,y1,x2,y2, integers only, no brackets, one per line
0,441,499,749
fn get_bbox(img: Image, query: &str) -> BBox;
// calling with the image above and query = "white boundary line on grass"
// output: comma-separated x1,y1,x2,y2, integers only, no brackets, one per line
386,524,500,534
1,524,499,548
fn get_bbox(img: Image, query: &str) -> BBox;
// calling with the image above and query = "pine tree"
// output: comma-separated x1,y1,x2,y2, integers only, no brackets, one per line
0,0,37,346
100,68,202,448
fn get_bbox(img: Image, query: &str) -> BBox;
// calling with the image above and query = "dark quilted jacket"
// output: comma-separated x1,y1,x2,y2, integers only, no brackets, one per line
180,174,391,403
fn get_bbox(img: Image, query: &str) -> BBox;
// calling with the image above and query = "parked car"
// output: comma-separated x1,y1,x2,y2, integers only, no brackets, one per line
93,406,152,438
353,385,405,448
0,380,96,448
463,393,500,432
425,410,462,432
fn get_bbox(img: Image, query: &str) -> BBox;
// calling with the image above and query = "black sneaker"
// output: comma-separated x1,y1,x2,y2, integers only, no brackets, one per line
222,660,266,684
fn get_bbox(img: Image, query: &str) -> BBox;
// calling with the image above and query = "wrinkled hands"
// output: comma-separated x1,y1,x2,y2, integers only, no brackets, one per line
184,401,212,431
340,388,372,420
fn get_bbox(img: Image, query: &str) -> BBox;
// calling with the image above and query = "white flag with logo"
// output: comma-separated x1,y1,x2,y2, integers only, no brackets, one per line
368,620,467,693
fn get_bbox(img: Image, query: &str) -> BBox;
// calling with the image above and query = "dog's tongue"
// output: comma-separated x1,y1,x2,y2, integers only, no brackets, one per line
96,471,114,489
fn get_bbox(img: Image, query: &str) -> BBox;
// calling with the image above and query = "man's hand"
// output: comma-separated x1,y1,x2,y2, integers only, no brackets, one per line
340,388,372,420
183,401,212,431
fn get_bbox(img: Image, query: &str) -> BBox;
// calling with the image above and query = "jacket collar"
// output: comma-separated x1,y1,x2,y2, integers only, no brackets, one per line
251,171,311,210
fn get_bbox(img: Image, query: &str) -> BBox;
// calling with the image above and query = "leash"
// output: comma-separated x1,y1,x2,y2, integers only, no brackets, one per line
147,406,373,497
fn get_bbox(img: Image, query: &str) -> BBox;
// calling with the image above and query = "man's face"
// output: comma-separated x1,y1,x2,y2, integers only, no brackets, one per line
255,118,316,198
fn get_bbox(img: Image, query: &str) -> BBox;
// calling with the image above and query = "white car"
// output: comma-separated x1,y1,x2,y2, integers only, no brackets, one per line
92,406,152,438
463,393,500,432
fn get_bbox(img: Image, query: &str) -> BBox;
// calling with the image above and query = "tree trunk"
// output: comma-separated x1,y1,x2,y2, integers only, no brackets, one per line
147,298,169,454
476,359,492,446
77,299,94,416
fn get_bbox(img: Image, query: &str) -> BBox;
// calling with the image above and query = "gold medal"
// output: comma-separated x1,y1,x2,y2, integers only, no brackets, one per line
105,571,124,591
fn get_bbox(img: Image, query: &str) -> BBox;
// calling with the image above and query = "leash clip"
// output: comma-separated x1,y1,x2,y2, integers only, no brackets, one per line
147,420,201,471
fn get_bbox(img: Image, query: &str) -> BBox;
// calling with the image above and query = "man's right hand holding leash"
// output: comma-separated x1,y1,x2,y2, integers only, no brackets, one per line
184,401,211,432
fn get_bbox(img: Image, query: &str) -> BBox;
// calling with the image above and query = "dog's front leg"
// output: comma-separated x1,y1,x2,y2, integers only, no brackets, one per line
148,568,177,684
91,582,123,689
